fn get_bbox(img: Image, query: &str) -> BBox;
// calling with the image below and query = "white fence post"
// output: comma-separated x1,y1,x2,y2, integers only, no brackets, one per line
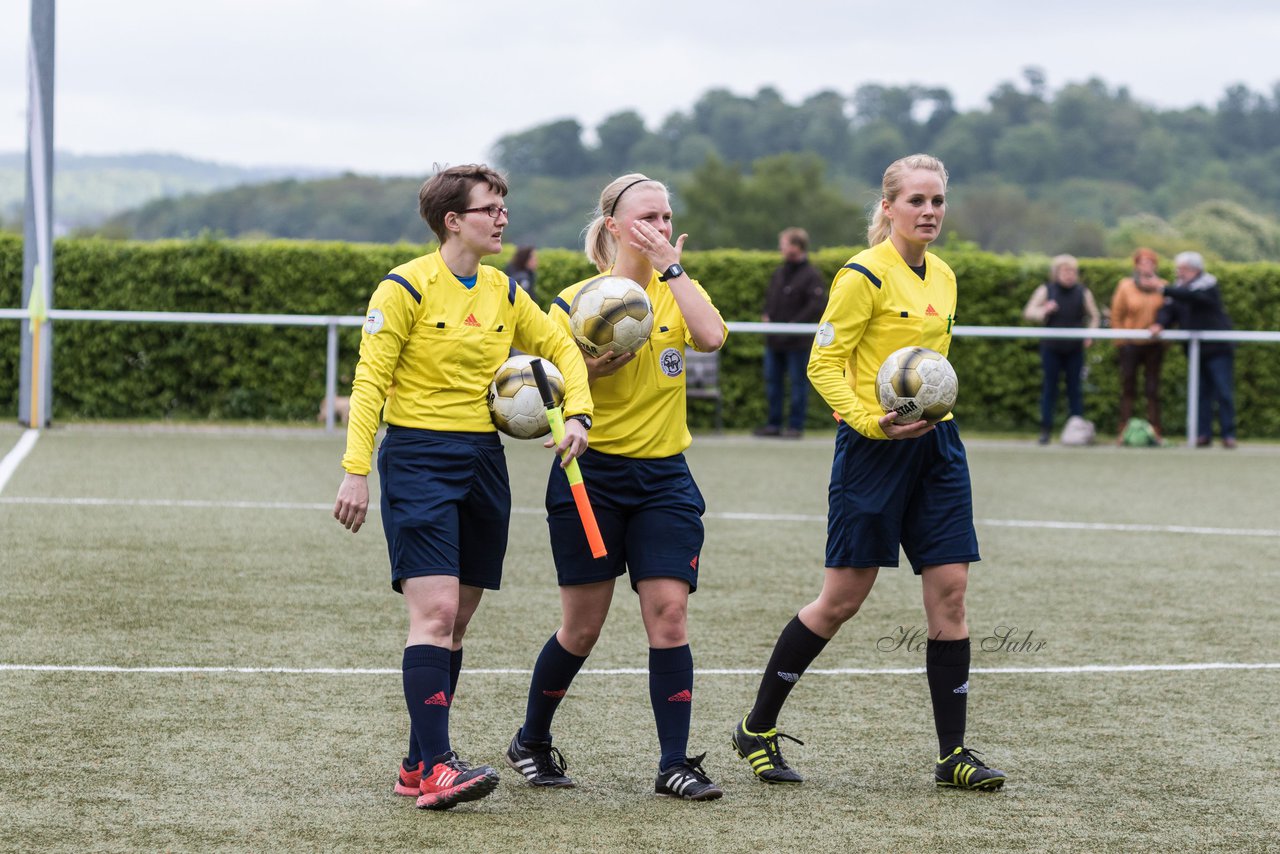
325,319,339,434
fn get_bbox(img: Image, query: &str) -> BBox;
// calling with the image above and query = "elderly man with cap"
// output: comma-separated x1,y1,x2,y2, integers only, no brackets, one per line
1148,251,1237,448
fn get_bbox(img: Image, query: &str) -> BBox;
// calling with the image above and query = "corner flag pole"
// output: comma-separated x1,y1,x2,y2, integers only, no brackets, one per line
20,0,55,428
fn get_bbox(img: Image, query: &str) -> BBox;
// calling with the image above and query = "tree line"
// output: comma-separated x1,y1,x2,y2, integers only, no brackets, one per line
88,70,1280,261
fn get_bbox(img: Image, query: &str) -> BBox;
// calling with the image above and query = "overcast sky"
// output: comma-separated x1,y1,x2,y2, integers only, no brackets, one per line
2,0,1278,176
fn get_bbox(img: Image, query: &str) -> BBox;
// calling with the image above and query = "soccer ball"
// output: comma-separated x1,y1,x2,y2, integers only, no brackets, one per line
876,346,958,425
569,276,654,356
487,355,564,439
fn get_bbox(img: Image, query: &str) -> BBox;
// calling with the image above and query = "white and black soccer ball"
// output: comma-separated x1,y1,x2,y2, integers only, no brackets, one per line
569,276,654,357
487,355,564,439
876,346,958,425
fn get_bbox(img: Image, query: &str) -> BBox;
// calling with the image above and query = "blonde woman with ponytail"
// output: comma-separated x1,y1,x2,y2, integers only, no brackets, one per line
732,154,1009,792
505,173,727,801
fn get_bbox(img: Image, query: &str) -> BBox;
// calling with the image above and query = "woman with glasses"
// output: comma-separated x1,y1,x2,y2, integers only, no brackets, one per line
731,154,1007,792
504,173,728,801
332,164,594,811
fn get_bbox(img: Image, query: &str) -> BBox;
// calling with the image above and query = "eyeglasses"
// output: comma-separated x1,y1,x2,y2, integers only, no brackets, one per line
459,205,508,220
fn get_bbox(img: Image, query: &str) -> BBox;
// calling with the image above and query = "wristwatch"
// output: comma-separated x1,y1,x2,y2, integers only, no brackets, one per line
566,413,592,430
658,263,685,282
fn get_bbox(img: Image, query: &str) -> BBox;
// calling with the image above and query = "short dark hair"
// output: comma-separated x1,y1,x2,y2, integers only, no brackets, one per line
780,227,809,252
418,164,509,244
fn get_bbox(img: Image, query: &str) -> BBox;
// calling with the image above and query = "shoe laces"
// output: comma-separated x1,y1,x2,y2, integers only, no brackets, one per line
436,751,473,772
951,747,988,768
759,728,804,767
531,743,569,778
766,730,805,748
675,752,714,784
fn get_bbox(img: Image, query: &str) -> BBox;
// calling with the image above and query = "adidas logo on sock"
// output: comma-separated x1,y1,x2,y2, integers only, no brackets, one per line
667,689,693,703
424,691,450,706
776,671,800,683
541,689,567,698
953,681,969,694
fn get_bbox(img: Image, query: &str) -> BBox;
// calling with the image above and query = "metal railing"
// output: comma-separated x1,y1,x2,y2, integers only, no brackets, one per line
0,307,362,431
3,308,1278,443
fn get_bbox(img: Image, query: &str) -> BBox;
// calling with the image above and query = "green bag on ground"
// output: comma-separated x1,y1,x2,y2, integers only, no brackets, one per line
1121,417,1161,447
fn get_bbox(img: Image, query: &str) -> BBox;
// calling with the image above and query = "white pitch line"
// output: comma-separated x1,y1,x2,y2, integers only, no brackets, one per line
2,494,1277,539
2,662,1276,677
0,429,40,495
978,518,1280,538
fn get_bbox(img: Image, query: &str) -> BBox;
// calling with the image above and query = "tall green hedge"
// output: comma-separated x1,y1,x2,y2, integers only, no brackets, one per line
3,233,1279,437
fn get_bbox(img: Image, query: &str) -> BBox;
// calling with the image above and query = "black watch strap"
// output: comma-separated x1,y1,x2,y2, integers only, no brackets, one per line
659,263,685,282
567,413,592,430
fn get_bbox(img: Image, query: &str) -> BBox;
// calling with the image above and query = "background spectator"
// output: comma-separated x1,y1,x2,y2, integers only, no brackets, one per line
1110,248,1168,442
755,227,827,438
1023,254,1100,445
507,245,539,300
1150,251,1237,448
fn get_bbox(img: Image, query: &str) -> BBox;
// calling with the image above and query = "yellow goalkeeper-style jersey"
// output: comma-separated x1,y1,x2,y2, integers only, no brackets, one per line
550,269,726,458
342,251,593,475
808,239,958,440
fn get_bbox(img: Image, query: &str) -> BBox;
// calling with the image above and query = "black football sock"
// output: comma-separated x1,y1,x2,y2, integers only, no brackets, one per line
649,645,694,771
406,647,462,767
403,644,452,766
745,615,830,733
926,637,971,756
520,633,587,744
449,646,464,700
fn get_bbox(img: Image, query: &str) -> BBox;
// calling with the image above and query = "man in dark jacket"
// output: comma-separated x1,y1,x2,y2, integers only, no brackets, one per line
1149,251,1237,448
755,228,828,438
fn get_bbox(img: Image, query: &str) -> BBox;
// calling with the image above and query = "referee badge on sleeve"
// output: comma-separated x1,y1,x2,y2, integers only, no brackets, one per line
364,308,385,334
815,322,835,347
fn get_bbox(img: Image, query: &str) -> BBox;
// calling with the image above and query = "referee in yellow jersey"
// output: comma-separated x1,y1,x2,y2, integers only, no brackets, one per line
332,164,593,811
731,154,1008,792
503,173,728,801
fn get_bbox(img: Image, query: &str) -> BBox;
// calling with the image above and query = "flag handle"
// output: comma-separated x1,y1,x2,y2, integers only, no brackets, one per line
530,359,607,559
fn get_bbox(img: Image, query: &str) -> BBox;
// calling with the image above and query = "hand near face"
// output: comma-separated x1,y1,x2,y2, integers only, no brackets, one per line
629,219,686,273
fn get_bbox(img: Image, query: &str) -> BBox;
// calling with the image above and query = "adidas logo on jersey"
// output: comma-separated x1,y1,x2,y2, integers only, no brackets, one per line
776,671,800,683
925,304,939,317
464,313,482,327
953,681,969,694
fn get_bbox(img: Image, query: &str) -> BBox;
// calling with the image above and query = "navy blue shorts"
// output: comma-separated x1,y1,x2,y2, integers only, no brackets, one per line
546,449,705,592
826,420,980,574
377,427,510,593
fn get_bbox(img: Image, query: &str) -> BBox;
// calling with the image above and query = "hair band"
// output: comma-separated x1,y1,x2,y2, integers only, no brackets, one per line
608,178,650,218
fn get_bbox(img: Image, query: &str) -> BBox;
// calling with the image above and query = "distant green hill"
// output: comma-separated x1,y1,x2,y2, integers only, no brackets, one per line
105,174,433,243
103,171,605,248
0,151,333,229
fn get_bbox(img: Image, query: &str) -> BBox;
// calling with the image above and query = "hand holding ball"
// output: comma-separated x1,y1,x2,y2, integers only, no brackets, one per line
876,346,958,425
